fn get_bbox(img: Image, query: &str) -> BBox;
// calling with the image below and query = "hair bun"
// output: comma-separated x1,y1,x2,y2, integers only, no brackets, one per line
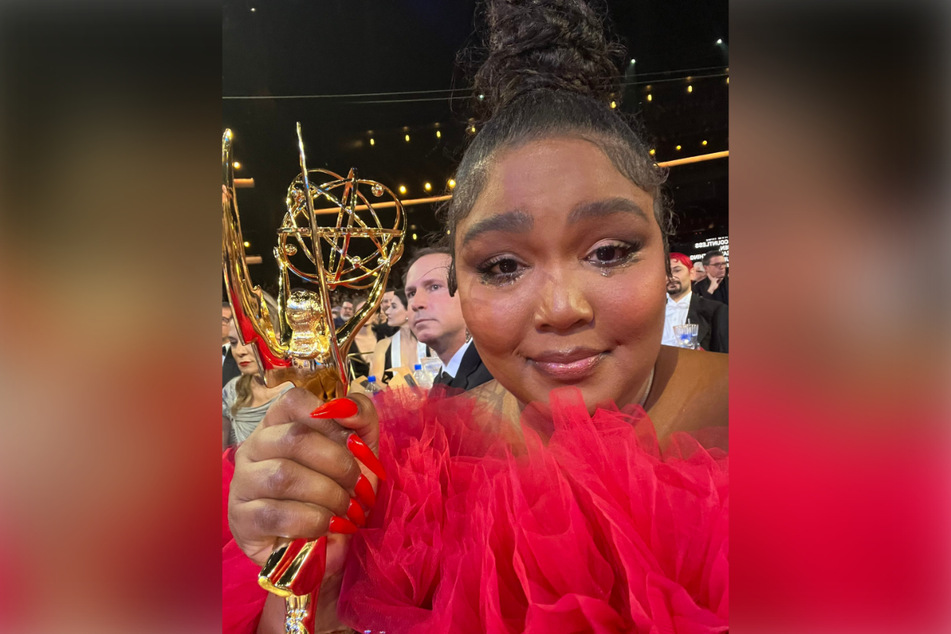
473,0,623,118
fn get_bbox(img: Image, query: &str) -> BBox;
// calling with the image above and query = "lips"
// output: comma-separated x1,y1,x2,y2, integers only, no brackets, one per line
529,348,605,381
238,361,253,367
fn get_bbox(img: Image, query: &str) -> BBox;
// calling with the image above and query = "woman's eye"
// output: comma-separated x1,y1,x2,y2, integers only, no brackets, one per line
586,241,639,266
497,259,518,274
476,255,525,286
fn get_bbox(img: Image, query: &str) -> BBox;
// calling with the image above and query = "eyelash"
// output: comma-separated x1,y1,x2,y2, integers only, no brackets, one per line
584,240,641,268
475,240,642,286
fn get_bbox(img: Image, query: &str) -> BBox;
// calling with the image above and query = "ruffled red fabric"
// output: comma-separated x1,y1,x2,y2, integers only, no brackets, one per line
338,386,728,633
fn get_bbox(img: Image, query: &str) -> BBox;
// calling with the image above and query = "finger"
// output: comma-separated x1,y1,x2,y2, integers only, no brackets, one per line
231,457,354,518
245,387,356,447
230,498,336,545
331,393,379,442
236,423,363,491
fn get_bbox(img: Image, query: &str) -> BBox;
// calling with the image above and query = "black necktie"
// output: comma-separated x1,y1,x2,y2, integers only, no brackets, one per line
435,370,453,386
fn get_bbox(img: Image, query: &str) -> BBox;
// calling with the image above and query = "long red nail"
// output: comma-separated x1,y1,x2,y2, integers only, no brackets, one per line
310,398,359,419
354,474,376,508
346,498,366,527
347,434,387,481
329,515,358,535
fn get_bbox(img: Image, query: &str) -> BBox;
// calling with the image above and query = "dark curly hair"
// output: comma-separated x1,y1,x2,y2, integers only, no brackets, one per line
447,0,672,294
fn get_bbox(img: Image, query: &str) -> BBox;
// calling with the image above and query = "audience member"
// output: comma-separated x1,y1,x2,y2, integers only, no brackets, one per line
694,249,729,305
405,247,493,390
222,319,293,449
222,302,240,386
664,253,728,353
371,289,430,380
690,260,707,285
348,298,374,379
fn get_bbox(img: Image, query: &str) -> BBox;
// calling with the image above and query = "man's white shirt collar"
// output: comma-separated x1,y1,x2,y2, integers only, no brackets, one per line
442,338,473,379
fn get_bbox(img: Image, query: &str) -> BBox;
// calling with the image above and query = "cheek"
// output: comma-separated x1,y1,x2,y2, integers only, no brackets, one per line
459,278,533,356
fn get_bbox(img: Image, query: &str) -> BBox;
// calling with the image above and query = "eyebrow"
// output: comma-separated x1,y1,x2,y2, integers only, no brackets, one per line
567,197,650,224
462,210,534,244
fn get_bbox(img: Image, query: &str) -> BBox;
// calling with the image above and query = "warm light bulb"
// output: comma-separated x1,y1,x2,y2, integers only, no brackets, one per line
469,125,476,134
404,134,410,143
398,185,407,195
424,182,432,192
369,138,375,146
447,178,456,189
675,145,682,151
436,130,441,139
412,233,418,241
243,241,250,248
233,161,241,169
726,77,729,85
646,94,652,102
702,140,708,146
610,101,617,109
649,149,656,156
687,85,693,93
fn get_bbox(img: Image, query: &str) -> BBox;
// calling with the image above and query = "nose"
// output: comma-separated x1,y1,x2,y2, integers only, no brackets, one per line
410,291,425,312
533,268,594,332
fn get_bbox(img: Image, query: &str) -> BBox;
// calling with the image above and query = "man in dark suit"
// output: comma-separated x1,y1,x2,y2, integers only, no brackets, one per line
665,254,728,353
404,247,493,390
222,302,241,386
693,249,729,305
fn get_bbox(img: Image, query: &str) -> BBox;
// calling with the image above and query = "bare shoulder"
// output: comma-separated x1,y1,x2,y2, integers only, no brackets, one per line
373,337,391,354
646,346,728,440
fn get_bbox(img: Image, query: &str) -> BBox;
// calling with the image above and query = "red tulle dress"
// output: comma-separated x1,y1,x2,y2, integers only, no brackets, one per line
222,386,728,633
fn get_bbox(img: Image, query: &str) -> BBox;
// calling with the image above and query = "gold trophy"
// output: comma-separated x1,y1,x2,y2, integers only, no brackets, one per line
222,125,405,633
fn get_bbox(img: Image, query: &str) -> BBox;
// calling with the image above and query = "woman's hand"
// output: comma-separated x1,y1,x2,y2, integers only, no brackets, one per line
228,389,381,572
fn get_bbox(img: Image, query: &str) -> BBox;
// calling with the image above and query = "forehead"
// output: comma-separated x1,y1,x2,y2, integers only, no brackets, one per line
670,260,688,272
465,136,654,230
222,305,232,316
406,254,450,287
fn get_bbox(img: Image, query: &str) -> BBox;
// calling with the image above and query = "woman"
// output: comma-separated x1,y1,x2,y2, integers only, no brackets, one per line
221,319,294,449
224,0,727,631
370,289,430,381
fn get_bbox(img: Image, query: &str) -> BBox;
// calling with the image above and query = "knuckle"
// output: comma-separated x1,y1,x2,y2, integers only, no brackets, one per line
263,460,295,496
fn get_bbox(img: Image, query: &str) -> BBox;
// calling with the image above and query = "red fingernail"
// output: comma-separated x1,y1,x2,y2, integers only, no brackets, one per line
354,474,376,508
310,398,359,419
329,515,358,535
346,498,366,527
347,434,387,481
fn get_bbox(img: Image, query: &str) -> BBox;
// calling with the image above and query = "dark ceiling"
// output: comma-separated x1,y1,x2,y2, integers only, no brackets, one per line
223,0,728,291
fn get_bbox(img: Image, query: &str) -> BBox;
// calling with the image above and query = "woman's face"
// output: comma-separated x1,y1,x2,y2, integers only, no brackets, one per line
227,320,259,376
382,291,408,327
454,137,667,409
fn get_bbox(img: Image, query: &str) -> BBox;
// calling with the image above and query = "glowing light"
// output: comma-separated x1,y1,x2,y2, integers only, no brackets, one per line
233,161,241,169
646,94,652,102
630,58,636,64
675,145,682,151
610,101,617,109
469,125,476,134
687,85,693,93
250,7,256,12
716,38,723,45
436,130,441,139
447,178,456,189
702,140,708,146
369,138,375,146
243,241,250,248
404,134,410,142
726,77,729,85
424,182,432,192
412,233,418,241
398,185,407,195
649,149,656,156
